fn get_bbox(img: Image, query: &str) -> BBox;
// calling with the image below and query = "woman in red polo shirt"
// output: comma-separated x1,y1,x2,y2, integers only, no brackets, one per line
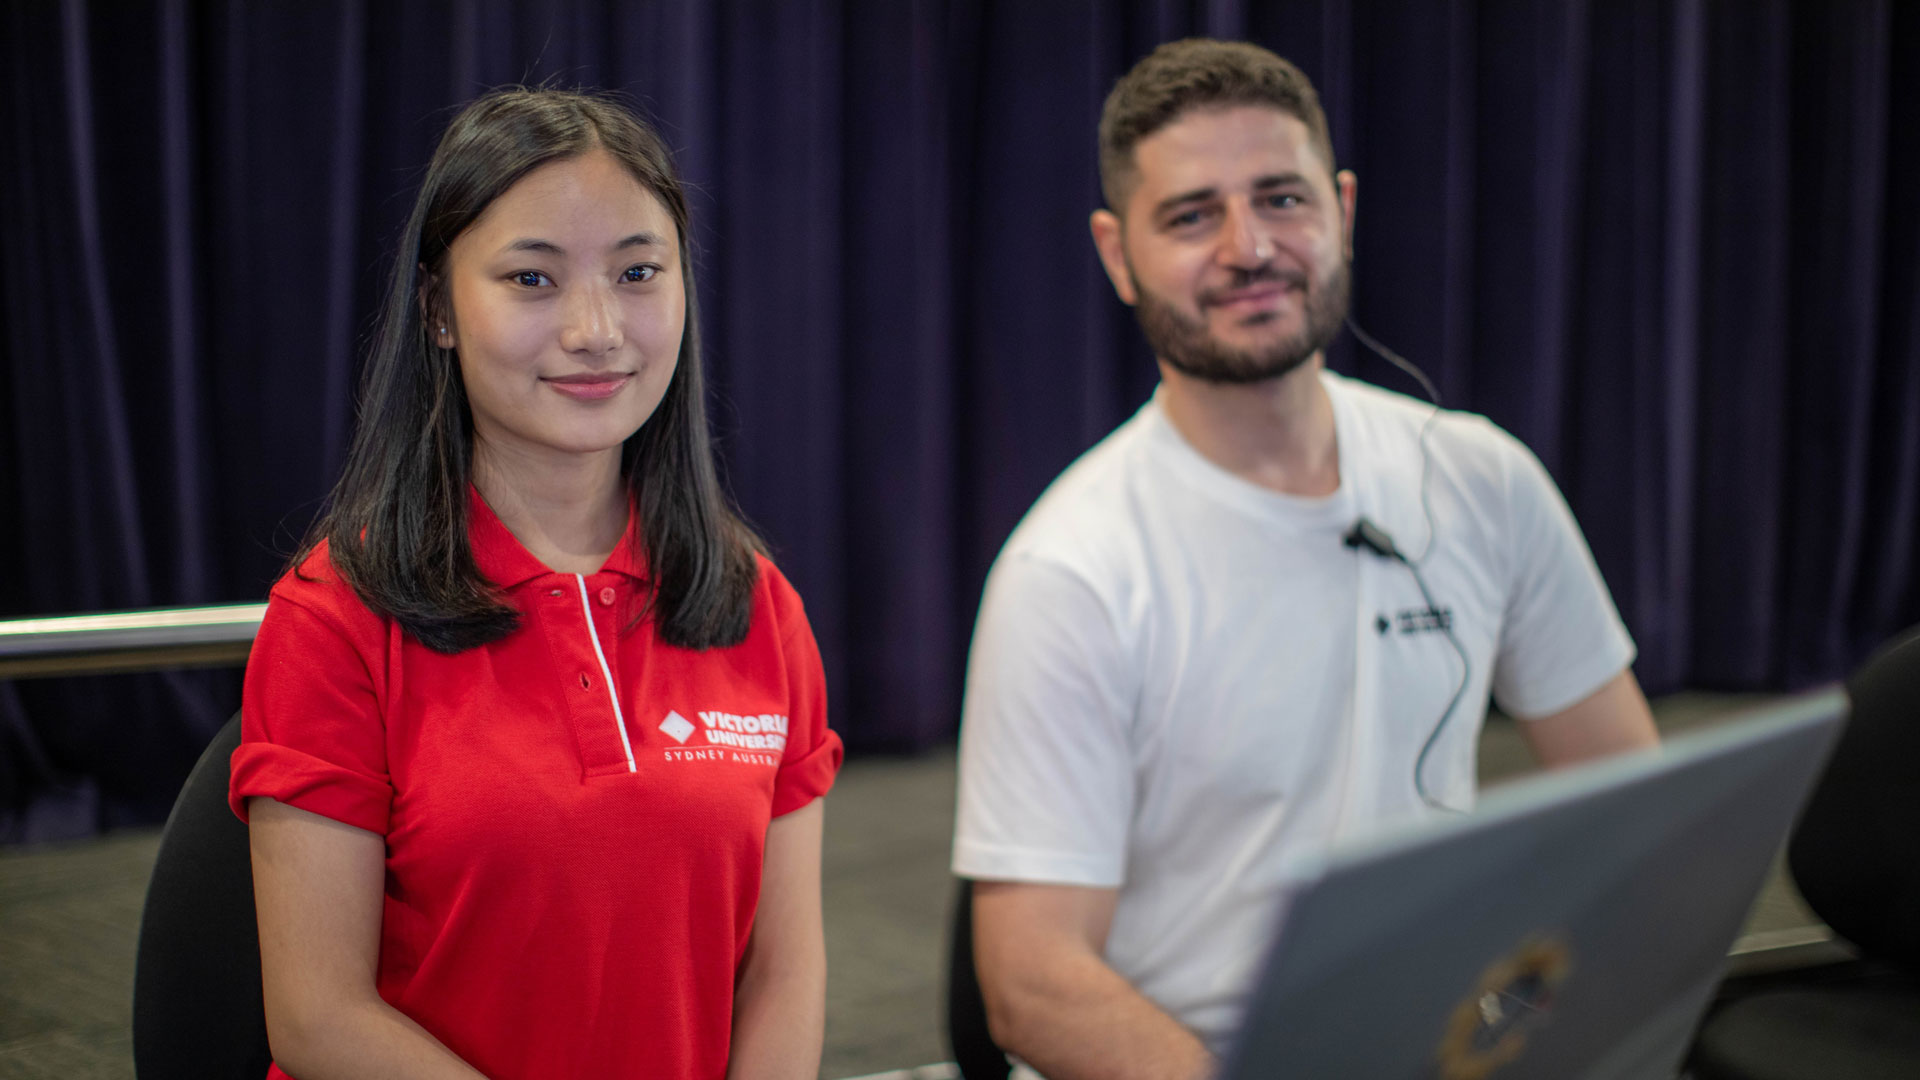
228,89,841,1080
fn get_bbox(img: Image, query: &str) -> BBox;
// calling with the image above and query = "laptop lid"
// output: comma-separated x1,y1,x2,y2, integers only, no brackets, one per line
1221,688,1847,1080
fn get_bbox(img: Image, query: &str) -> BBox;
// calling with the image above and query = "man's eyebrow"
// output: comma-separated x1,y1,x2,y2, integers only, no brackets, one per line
1152,186,1218,217
1253,172,1313,190
1151,174,1313,218
499,231,665,255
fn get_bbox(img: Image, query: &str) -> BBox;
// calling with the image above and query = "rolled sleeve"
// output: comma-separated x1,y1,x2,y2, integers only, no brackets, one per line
769,581,842,818
228,741,392,833
229,573,395,834
771,732,842,818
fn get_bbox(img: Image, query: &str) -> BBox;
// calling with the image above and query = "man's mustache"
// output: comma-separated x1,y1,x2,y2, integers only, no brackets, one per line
1199,265,1309,307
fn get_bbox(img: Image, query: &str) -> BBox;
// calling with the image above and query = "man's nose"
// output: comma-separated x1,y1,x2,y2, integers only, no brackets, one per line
1217,199,1271,268
560,283,622,355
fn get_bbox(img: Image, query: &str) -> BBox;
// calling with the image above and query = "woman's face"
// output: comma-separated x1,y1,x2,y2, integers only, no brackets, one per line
439,149,685,471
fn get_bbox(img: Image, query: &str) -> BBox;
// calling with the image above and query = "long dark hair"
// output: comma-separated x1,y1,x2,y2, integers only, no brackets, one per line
297,88,762,653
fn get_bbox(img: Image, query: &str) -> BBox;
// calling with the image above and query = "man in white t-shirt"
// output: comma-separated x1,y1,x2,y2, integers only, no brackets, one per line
951,39,1661,1080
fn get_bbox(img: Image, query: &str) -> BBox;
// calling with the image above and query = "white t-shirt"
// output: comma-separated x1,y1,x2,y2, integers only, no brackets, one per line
952,370,1635,1053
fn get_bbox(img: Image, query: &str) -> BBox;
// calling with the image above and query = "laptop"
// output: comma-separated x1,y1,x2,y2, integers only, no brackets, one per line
1220,688,1847,1080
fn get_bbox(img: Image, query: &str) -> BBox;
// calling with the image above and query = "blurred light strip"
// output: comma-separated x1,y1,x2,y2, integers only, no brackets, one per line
0,603,267,658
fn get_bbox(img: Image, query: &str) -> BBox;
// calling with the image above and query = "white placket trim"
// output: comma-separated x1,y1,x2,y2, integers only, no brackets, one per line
575,574,637,773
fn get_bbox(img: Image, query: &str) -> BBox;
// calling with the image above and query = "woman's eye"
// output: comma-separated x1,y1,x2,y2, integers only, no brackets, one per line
623,264,657,283
512,270,552,288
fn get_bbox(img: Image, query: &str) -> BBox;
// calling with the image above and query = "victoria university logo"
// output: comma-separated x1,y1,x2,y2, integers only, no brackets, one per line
660,709,787,767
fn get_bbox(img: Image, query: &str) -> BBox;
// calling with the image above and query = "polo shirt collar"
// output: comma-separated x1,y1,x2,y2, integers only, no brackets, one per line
469,485,647,588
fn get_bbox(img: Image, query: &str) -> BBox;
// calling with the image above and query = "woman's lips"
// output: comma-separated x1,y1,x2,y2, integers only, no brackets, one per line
543,373,633,400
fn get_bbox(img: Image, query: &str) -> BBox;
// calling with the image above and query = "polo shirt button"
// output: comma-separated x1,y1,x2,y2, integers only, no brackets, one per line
549,588,564,598
598,587,616,606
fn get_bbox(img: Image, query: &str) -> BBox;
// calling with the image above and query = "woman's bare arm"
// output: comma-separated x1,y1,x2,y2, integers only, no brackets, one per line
726,798,827,1080
249,797,489,1080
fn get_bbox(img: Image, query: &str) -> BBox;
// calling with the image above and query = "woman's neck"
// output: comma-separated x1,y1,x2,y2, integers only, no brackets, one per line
470,442,628,575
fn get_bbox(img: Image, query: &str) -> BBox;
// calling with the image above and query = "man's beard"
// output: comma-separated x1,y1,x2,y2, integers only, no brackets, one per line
1131,259,1351,385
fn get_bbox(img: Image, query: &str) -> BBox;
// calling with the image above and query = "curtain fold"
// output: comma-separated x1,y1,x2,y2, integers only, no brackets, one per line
3,0,1916,840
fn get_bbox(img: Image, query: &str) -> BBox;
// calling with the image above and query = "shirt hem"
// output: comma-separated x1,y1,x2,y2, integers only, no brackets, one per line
951,840,1123,888
1502,640,1638,720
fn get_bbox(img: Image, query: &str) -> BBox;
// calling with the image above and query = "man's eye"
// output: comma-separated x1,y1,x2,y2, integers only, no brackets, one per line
1167,209,1206,228
1265,193,1303,209
622,264,657,283
512,271,552,288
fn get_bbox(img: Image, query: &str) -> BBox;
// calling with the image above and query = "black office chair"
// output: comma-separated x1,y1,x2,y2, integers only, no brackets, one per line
132,712,274,1079
1687,627,1920,1078
947,878,1014,1080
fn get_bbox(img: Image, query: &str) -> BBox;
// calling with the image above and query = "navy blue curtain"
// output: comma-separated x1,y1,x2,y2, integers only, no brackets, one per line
4,0,1916,841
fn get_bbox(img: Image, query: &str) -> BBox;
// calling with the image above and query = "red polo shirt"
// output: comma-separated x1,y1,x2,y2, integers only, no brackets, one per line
229,491,842,1079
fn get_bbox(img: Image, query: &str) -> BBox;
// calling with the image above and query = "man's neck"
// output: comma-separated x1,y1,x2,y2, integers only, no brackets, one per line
1156,354,1340,497
471,442,629,575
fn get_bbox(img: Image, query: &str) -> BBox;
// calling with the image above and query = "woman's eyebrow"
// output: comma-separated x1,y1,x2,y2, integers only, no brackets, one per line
498,231,665,256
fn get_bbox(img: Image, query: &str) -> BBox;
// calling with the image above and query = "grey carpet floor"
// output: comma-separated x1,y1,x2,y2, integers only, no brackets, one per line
0,691,1819,1079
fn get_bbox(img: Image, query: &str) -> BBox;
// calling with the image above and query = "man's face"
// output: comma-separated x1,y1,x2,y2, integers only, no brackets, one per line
1092,105,1355,384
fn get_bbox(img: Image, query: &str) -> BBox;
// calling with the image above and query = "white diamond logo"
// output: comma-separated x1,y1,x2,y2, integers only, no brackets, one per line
659,710,695,744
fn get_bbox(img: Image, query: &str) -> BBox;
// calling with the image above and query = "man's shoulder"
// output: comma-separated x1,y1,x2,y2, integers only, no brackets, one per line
1328,370,1538,486
998,401,1164,577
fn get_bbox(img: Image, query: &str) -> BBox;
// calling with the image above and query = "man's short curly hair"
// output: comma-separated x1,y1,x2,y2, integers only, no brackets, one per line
1098,39,1336,212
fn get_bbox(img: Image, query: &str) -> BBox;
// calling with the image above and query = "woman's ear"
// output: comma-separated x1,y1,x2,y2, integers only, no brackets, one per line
418,265,455,349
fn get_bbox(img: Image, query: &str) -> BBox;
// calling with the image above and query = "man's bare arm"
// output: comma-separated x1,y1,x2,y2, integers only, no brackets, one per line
972,881,1214,1080
1517,669,1660,768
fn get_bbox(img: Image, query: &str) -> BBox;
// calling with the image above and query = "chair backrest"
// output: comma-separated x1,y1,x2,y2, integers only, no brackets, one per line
132,712,273,1079
946,878,1013,1080
1787,625,1920,969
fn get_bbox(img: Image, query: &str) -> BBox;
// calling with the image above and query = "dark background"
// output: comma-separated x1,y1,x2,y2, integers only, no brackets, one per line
4,0,1916,843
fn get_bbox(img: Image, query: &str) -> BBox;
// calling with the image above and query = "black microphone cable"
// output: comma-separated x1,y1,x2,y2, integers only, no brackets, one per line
1341,317,1471,814
1346,316,1443,564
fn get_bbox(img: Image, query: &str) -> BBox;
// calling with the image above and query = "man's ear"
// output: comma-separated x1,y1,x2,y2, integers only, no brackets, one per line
1089,208,1138,306
1336,169,1357,259
418,265,454,349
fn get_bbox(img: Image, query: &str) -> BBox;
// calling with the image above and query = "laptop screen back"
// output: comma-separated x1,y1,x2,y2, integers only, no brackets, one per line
1222,690,1845,1080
